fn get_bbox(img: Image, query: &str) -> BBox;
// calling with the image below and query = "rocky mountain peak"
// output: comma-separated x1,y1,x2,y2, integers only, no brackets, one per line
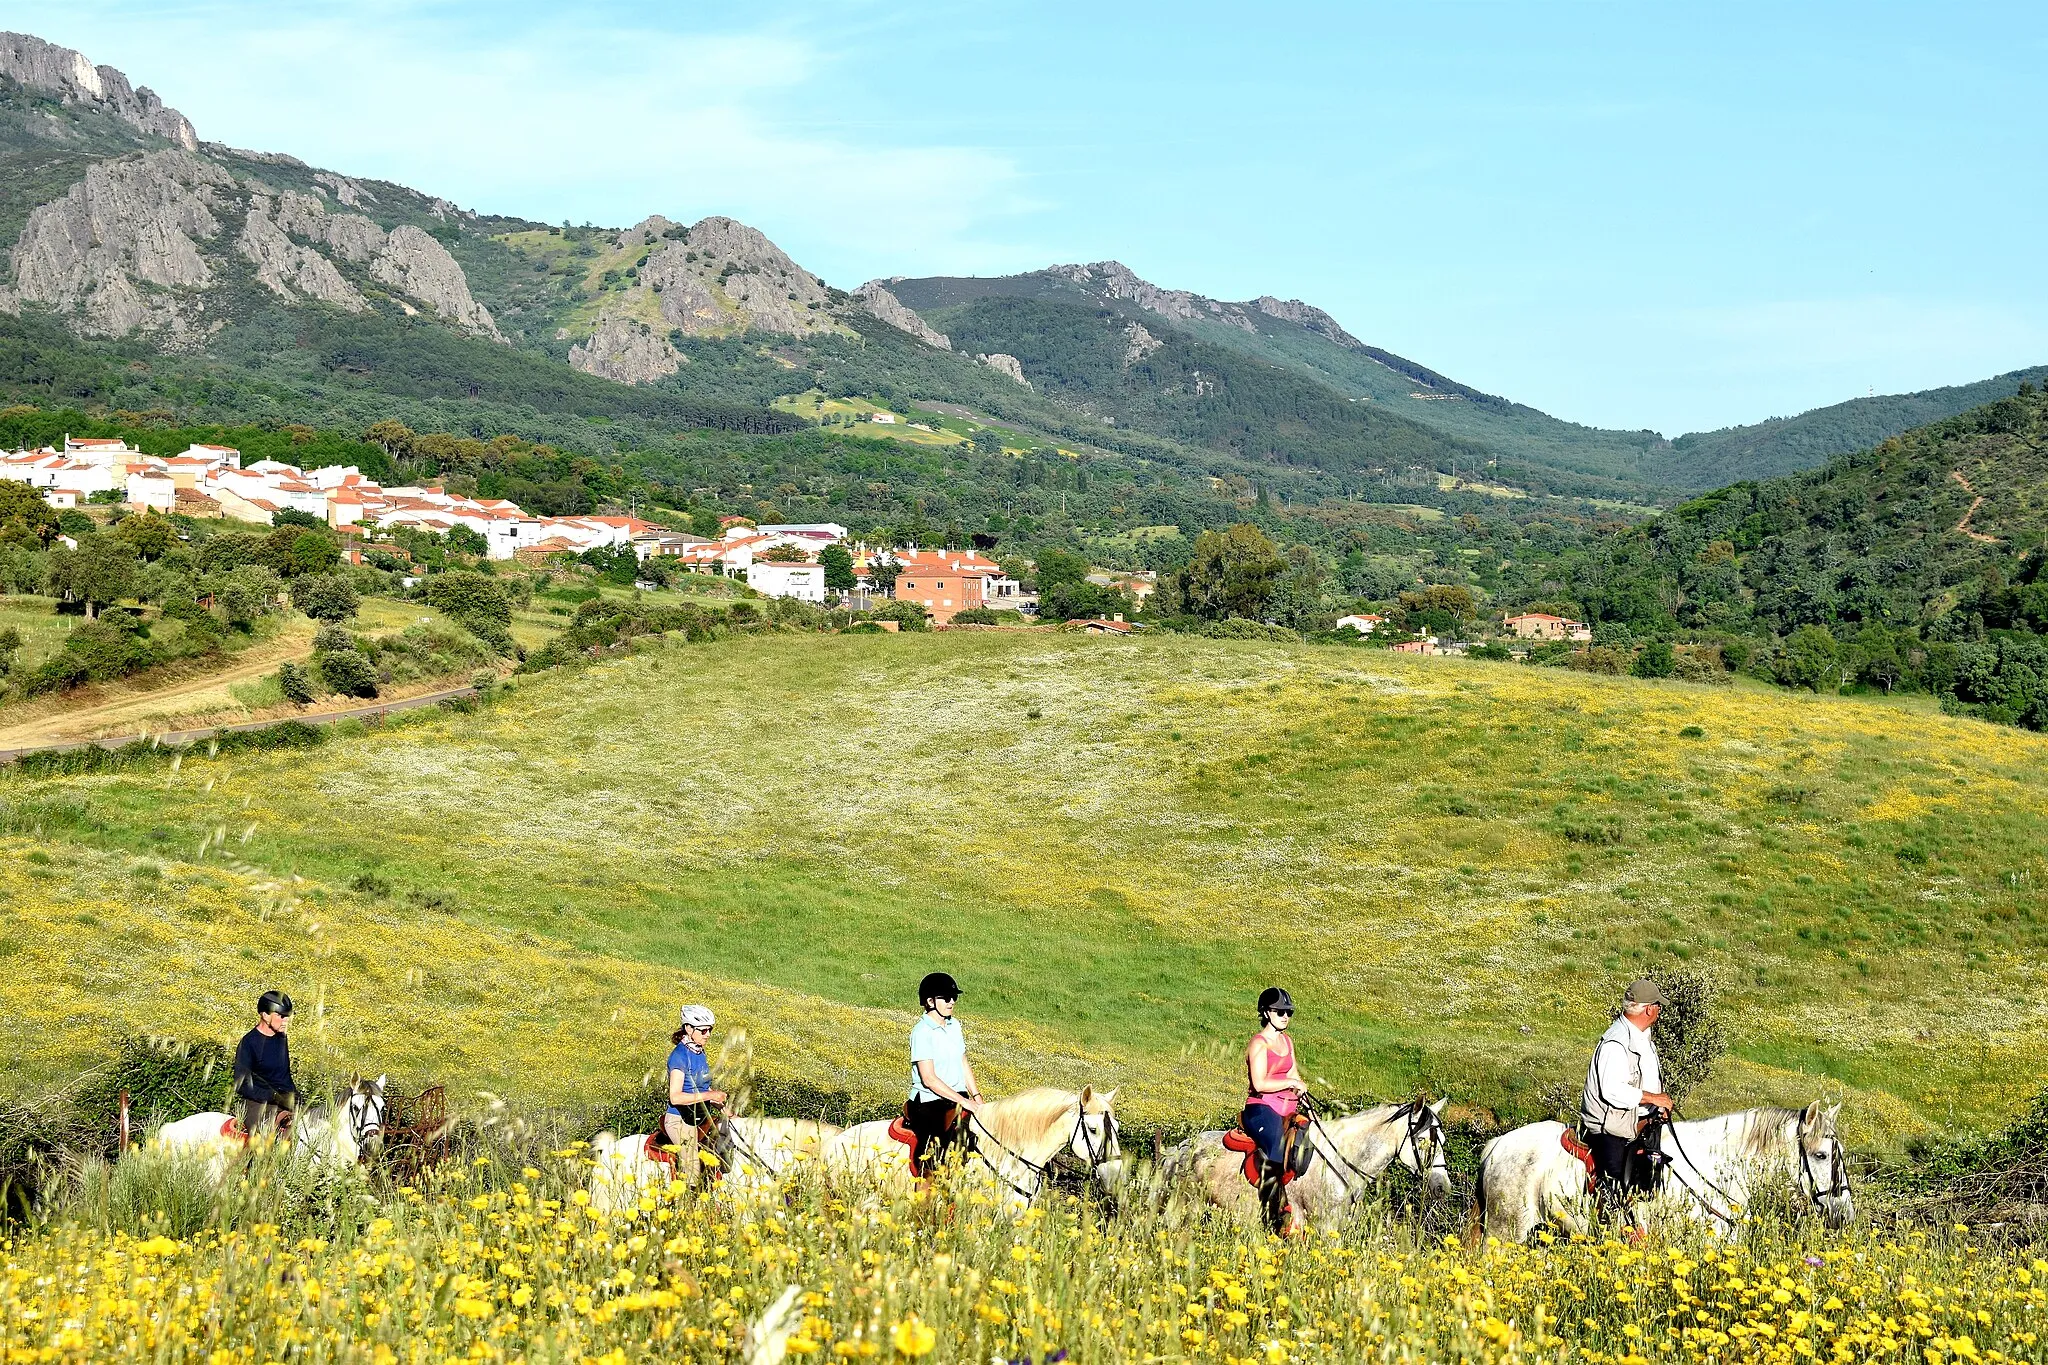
854,280,950,351
1044,259,1363,351
0,32,198,150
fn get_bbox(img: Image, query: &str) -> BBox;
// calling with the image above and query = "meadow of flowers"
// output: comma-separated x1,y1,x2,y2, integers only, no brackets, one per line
3,1145,2045,1365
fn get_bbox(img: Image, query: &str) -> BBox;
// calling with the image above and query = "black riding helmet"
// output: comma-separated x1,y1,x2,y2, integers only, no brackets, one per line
257,989,294,1018
919,972,960,1010
1256,986,1294,1022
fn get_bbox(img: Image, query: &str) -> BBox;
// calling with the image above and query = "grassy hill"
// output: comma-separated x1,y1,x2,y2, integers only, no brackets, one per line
5,631,2044,1147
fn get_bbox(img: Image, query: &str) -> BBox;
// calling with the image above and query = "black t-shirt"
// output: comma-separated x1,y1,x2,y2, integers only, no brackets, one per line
234,1027,294,1101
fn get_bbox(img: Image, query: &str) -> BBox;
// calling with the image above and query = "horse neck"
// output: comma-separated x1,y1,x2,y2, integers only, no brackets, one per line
1322,1104,1408,1176
1672,1109,1796,1196
981,1093,1079,1166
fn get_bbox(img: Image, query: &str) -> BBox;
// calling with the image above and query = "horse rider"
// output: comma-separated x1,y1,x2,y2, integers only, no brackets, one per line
663,1005,733,1173
906,972,983,1178
1580,978,1676,1216
1244,986,1313,1231
232,990,299,1140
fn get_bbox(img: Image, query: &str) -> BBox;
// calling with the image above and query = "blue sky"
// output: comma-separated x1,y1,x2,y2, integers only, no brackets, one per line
24,1,2048,434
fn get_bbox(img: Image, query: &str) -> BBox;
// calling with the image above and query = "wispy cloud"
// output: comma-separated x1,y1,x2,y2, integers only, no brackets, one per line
32,4,1048,278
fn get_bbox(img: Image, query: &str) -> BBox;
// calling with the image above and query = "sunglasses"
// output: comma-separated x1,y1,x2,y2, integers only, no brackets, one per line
933,995,959,1004
1271,1009,1294,1017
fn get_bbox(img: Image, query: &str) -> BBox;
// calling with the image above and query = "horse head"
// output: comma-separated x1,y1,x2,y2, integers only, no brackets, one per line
1795,1100,1852,1228
1070,1086,1123,1187
344,1074,388,1159
1399,1097,1455,1198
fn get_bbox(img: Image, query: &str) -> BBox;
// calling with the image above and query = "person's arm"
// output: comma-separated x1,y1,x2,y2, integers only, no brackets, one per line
273,1036,296,1109
670,1065,727,1108
233,1033,261,1102
915,1059,982,1113
960,1055,982,1103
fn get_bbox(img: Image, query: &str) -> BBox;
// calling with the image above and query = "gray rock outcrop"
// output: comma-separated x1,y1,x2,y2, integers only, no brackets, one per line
313,171,375,209
1123,321,1163,367
1045,260,1367,352
0,32,198,150
681,216,833,336
239,195,367,310
1252,295,1362,348
977,353,1029,387
8,149,230,336
854,280,950,350
568,306,683,384
368,226,504,341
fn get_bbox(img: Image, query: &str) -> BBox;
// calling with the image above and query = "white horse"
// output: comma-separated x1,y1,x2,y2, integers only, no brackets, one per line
588,1117,843,1213
824,1087,1123,1207
1473,1101,1852,1243
1163,1098,1454,1233
151,1076,388,1181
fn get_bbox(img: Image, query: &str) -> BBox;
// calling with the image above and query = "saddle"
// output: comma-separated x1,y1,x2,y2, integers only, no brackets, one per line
644,1132,678,1168
1223,1113,1309,1189
1560,1128,1597,1195
220,1118,249,1144
890,1102,963,1178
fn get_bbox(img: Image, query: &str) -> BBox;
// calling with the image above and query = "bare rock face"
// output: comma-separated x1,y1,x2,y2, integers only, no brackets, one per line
1252,295,1362,348
854,280,950,350
568,306,683,384
369,226,504,341
10,149,231,336
1123,321,1163,367
641,247,725,334
272,189,386,262
618,215,677,249
0,32,199,150
313,171,375,209
1047,260,1250,332
238,195,366,311
977,353,1029,387
681,215,833,336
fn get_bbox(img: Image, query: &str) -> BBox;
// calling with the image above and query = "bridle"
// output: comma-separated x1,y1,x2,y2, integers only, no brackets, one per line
348,1086,387,1151
1799,1134,1851,1211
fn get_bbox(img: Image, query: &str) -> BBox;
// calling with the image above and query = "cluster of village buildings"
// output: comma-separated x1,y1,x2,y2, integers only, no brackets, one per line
1,438,1588,640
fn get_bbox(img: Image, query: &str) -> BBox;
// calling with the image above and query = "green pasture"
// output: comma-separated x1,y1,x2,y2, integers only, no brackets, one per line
4,632,2045,1146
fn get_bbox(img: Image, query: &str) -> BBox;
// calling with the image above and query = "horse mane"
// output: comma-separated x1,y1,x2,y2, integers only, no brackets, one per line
1734,1106,1805,1160
977,1087,1081,1149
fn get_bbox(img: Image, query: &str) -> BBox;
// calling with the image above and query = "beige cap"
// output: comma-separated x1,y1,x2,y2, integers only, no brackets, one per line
1624,978,1667,1006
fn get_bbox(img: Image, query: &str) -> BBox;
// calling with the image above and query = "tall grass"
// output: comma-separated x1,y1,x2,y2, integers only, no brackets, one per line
4,1146,2044,1364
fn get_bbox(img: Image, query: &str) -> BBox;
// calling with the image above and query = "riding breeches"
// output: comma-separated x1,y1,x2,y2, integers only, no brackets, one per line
238,1097,292,1138
905,1098,962,1175
1586,1132,1656,1200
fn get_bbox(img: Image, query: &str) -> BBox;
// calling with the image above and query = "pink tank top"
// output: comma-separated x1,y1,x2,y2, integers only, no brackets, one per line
1247,1032,1299,1117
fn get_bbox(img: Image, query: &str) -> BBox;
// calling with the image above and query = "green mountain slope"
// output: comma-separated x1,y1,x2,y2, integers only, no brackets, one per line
1657,366,2048,487
892,269,1676,494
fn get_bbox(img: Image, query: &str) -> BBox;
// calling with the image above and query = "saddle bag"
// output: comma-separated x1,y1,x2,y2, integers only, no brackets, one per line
1559,1128,1597,1195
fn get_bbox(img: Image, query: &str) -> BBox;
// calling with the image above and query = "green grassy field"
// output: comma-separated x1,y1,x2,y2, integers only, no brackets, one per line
5,631,2045,1146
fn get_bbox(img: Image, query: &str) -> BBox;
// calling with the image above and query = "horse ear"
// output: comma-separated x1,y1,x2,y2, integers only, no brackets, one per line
1429,1097,1448,1116
1079,1085,1095,1106
1101,1088,1117,1105
1798,1100,1823,1135
1825,1102,1842,1132
375,1073,387,1090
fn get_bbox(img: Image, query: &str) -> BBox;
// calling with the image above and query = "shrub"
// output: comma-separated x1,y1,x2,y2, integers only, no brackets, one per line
421,572,511,624
949,607,1001,625
1564,646,1627,675
1631,640,1675,678
277,661,317,704
316,648,378,698
312,622,355,654
1638,964,1728,1106
290,573,360,622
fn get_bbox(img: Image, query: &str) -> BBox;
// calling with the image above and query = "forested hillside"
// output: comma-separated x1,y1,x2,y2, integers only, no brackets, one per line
1507,384,2048,728
1662,365,2048,487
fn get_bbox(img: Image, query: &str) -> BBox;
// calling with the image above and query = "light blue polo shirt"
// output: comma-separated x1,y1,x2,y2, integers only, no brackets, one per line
909,1015,968,1101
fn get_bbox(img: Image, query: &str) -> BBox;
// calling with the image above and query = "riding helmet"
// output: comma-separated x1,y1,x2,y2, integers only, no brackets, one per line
257,990,294,1018
919,972,961,1008
680,1004,715,1030
1256,986,1294,1021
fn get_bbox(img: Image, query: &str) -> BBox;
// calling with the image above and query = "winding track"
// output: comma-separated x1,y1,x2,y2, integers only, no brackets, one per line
0,685,478,765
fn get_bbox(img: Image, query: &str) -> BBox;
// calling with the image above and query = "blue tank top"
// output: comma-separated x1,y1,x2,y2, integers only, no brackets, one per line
665,1043,715,1116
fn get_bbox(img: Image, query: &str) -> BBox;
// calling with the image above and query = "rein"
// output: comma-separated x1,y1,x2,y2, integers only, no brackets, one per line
1656,1115,1740,1229
967,1102,1119,1204
1302,1096,1443,1199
